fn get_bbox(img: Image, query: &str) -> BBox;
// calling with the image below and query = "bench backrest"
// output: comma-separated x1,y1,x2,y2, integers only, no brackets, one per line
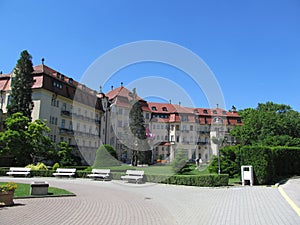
56,168,76,173
92,169,110,174
126,170,144,176
9,167,31,172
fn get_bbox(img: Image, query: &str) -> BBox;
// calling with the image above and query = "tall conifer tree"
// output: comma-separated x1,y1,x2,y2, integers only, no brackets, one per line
7,50,34,120
129,91,150,165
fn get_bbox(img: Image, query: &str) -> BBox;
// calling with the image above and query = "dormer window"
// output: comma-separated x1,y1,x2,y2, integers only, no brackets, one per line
203,109,208,114
222,111,226,115
61,75,65,81
68,78,73,84
213,110,217,114
152,106,157,111
162,107,167,111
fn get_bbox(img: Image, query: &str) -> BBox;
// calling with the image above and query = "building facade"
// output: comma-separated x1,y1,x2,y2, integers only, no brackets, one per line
0,64,103,165
100,85,242,164
0,63,242,165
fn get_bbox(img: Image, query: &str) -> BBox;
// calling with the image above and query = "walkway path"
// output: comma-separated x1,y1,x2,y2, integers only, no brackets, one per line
1,177,299,225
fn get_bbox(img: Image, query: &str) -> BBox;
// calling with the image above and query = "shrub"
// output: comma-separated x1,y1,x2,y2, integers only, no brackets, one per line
26,162,48,170
208,146,240,178
171,149,188,173
52,163,60,171
0,182,17,192
30,170,54,177
93,145,121,168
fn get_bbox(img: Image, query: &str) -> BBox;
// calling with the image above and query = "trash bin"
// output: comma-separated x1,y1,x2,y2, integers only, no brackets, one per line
241,165,253,186
30,181,49,195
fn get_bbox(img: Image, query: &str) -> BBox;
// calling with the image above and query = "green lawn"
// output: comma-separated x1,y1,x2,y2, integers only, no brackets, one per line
0,182,74,197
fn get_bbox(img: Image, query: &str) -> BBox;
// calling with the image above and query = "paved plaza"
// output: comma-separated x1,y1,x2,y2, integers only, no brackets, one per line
0,177,299,225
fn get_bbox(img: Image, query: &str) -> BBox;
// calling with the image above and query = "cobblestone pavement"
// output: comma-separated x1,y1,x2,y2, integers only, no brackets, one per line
1,177,299,225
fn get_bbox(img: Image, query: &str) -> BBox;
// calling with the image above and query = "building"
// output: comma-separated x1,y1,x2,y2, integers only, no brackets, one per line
0,64,103,165
100,85,242,164
0,63,242,165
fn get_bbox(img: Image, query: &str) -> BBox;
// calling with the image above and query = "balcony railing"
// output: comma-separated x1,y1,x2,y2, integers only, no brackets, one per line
61,110,72,117
59,128,74,135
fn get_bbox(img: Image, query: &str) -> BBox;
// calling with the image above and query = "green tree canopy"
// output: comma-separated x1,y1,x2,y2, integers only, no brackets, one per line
57,142,81,166
0,112,55,165
230,102,300,146
7,50,34,120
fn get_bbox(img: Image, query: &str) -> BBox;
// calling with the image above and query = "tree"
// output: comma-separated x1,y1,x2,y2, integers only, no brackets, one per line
7,50,34,120
93,145,121,168
231,102,300,146
0,112,55,165
170,149,187,173
57,142,81,166
129,99,150,166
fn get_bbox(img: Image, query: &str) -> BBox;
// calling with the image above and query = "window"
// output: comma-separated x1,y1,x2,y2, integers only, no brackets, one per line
145,113,149,119
62,103,66,111
203,109,208,114
190,136,193,143
213,110,217,114
118,120,122,127
162,107,167,111
152,106,157,111
152,124,156,129
118,108,123,115
61,119,65,128
176,136,179,142
176,125,180,131
190,125,193,131
60,137,64,142
53,80,63,89
171,135,174,142
69,121,73,130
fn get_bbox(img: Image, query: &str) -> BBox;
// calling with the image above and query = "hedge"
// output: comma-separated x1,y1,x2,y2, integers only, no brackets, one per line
0,167,228,187
208,146,300,185
109,172,228,187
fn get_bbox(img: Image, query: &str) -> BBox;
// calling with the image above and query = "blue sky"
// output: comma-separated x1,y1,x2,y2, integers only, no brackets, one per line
1,0,299,111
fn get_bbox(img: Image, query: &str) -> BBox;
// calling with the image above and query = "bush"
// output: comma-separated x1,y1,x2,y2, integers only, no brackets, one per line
93,145,121,168
208,146,240,178
165,174,228,187
52,163,60,171
26,162,48,170
171,149,188,173
30,170,55,177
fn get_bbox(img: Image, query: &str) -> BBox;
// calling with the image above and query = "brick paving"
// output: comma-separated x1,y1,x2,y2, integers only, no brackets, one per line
1,177,299,225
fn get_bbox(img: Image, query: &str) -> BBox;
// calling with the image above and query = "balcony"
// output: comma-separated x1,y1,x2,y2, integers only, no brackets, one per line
59,128,74,135
61,110,72,117
197,141,208,145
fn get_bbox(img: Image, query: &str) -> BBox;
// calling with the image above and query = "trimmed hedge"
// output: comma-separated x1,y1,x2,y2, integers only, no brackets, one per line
0,167,228,187
208,146,300,185
109,172,228,187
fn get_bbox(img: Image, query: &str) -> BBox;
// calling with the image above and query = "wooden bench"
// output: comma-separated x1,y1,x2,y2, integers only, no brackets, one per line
87,169,110,180
6,167,31,177
53,168,76,178
121,170,144,183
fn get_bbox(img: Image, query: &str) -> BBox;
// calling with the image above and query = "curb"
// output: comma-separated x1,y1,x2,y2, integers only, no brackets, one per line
278,186,300,217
